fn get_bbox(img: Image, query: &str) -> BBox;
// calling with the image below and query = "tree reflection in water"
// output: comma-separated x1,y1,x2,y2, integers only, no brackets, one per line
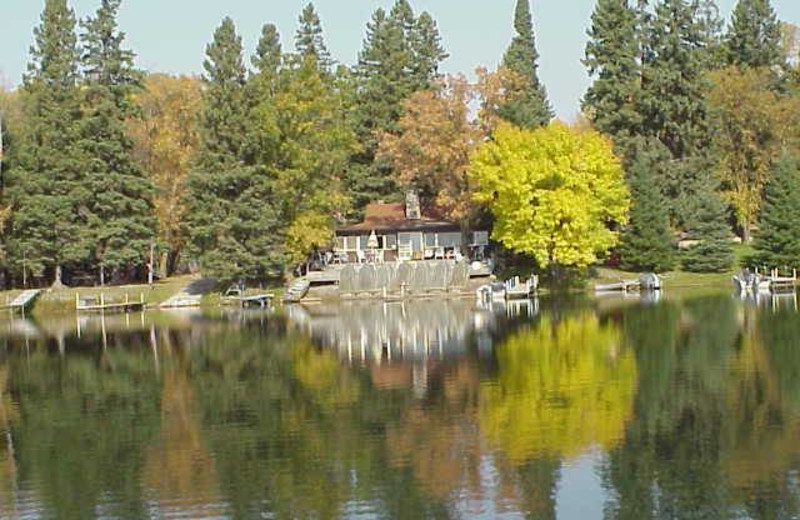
0,295,800,518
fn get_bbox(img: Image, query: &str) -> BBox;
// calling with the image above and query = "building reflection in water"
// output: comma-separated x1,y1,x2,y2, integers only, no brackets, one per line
286,298,538,366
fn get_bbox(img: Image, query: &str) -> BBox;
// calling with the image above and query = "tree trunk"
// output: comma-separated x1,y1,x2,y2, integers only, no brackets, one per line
148,243,155,286
742,222,751,244
100,265,105,287
52,265,64,289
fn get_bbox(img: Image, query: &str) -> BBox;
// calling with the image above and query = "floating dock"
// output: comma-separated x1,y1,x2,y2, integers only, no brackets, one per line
1,289,42,315
595,273,662,294
233,294,274,308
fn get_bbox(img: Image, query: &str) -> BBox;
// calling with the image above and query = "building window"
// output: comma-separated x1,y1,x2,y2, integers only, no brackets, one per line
472,231,489,246
335,236,345,251
438,232,462,248
424,233,437,248
385,234,397,249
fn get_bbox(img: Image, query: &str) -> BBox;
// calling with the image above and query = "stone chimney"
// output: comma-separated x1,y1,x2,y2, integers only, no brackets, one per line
405,190,421,220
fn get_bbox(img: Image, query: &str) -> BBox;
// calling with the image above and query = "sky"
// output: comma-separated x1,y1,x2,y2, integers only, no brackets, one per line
3,0,800,119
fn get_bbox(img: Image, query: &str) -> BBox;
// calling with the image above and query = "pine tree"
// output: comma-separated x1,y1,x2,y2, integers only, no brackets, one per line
253,23,282,81
498,0,552,128
618,140,676,272
409,12,449,90
752,153,800,270
187,18,283,283
80,0,154,283
643,0,710,161
681,179,734,273
295,3,332,70
695,0,725,69
642,0,715,226
348,1,448,213
725,0,783,69
583,0,642,146
11,0,88,285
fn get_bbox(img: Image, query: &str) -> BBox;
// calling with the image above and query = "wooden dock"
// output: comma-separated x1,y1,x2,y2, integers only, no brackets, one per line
2,289,42,315
238,294,274,308
76,293,146,313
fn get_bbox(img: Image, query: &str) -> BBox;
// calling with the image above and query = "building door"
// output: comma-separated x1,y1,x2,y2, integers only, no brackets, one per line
398,232,423,260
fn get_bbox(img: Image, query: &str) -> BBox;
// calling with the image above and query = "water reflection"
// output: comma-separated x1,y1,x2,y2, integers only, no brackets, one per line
0,295,800,518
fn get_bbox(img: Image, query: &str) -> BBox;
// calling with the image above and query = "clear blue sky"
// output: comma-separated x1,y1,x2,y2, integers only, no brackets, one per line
3,1,800,119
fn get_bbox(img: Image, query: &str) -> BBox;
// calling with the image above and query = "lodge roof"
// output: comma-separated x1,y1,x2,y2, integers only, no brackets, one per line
336,203,460,234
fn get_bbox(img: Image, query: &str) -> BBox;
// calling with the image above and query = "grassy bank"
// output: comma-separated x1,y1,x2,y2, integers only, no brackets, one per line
588,244,751,291
6,276,192,317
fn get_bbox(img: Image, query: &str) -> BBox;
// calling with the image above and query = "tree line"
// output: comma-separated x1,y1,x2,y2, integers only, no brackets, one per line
2,0,800,288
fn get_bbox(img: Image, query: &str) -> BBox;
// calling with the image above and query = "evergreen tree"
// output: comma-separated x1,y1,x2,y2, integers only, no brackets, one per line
80,0,154,283
681,179,734,273
248,24,283,164
583,0,642,146
643,0,710,161
409,12,449,89
752,153,800,270
695,0,725,69
253,23,282,81
295,3,332,70
618,140,676,272
348,1,448,213
187,18,283,283
498,0,552,128
11,0,88,285
642,0,715,225
725,0,783,69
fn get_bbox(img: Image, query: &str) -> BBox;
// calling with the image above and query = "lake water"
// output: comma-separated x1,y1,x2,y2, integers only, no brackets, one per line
1,291,799,519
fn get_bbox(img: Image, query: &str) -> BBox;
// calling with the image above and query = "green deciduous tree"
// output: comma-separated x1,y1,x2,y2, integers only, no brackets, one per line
583,0,642,147
11,0,88,286
618,139,676,271
681,179,734,272
80,0,154,283
470,123,629,270
725,0,783,70
498,0,552,128
752,153,800,270
271,55,356,260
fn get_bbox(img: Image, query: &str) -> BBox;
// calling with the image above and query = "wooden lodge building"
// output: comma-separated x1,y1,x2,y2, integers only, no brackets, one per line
333,191,490,264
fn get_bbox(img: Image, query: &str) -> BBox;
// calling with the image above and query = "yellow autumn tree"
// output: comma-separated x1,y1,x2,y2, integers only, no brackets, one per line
129,74,202,276
707,66,796,242
470,122,629,269
378,67,526,223
480,313,636,464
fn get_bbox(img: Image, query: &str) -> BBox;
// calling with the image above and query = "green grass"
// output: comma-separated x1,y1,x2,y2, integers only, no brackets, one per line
588,244,751,290
4,275,193,317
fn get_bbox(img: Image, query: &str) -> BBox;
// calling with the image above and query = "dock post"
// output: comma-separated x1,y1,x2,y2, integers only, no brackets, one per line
75,293,80,311
100,293,105,308
140,293,145,307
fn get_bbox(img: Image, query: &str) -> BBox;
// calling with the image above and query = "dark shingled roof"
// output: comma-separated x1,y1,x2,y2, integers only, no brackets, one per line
336,203,460,235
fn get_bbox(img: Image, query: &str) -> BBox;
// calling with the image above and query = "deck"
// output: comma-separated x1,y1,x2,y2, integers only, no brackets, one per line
76,293,146,313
